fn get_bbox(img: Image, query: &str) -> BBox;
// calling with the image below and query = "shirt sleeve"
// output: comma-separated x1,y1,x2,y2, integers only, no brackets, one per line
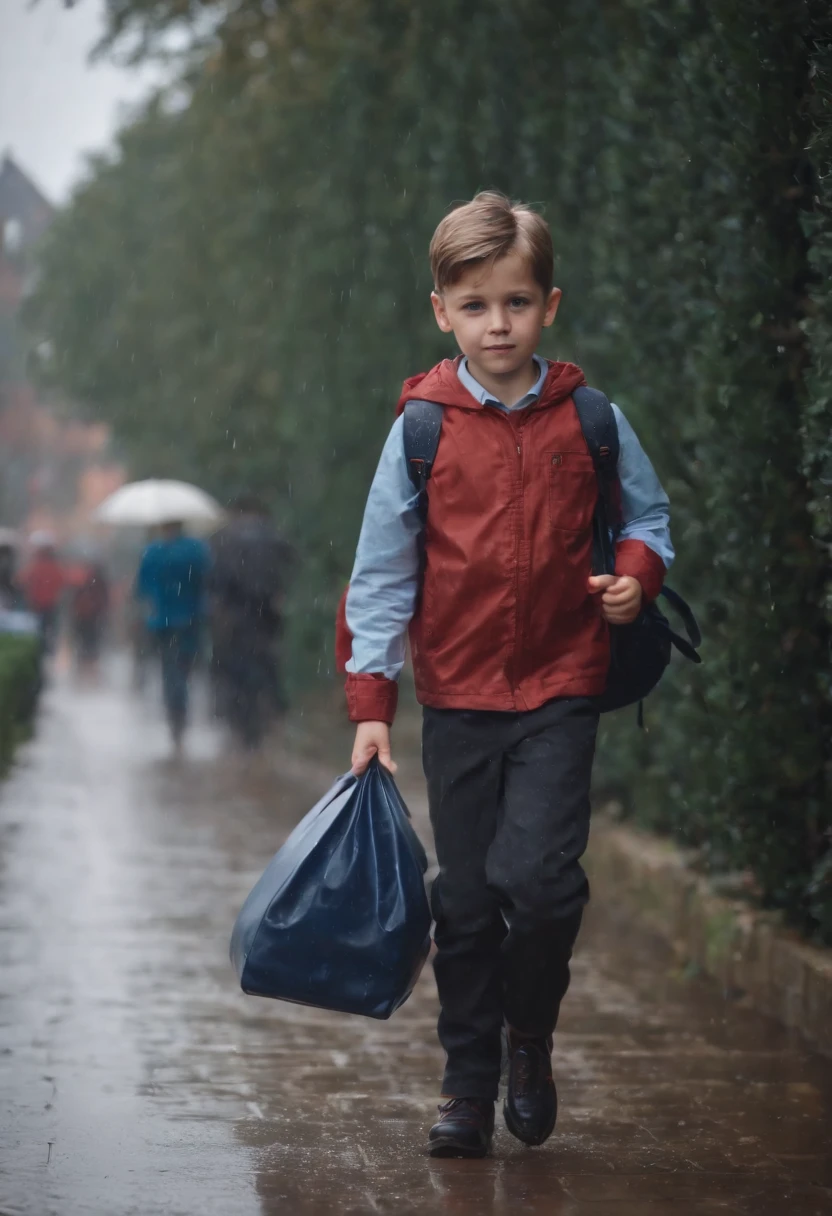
612,403,674,599
345,414,423,681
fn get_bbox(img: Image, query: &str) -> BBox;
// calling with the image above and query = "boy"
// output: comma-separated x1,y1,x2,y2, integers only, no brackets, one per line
340,192,672,1157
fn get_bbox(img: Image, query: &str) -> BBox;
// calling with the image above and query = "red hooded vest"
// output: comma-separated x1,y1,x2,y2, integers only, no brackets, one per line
340,358,665,723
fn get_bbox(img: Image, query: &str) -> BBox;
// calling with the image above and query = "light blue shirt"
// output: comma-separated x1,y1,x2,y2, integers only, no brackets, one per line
458,353,549,410
346,359,674,679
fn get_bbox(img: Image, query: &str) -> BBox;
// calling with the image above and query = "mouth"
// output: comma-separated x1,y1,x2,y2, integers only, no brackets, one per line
484,344,515,352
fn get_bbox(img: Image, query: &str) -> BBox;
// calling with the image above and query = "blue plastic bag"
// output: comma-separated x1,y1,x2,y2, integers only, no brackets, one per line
230,758,432,1019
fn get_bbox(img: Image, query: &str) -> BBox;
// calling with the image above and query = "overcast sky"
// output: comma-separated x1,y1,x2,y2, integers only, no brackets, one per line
0,0,161,204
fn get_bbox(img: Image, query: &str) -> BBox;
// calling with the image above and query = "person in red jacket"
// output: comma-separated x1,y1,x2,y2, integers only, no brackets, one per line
69,562,110,669
19,533,66,654
339,193,674,1158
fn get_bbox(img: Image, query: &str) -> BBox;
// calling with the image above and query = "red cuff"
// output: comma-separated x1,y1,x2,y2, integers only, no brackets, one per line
615,539,666,603
345,672,399,724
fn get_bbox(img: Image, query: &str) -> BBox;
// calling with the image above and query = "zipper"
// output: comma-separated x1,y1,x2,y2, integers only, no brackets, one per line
485,404,529,707
513,419,526,701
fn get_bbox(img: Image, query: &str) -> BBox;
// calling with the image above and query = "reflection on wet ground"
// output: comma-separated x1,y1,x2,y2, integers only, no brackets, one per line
1,667,831,1215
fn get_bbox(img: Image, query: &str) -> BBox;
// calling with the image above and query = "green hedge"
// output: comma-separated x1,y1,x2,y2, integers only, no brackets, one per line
567,1,832,941
798,12,832,936
26,0,832,937
0,635,40,772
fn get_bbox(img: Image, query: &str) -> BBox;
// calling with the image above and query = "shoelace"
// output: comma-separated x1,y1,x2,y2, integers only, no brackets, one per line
513,1049,536,1097
437,1098,487,1124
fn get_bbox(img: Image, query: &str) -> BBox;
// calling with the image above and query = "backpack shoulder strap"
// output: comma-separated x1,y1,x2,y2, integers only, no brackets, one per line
572,385,619,476
572,385,620,576
402,399,444,497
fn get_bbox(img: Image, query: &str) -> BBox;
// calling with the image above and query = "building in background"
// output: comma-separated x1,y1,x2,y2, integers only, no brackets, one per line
0,153,125,547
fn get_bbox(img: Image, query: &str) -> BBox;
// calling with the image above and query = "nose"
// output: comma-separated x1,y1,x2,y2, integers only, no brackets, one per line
486,306,510,335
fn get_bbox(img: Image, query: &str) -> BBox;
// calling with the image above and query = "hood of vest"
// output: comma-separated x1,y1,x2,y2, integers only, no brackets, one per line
396,356,587,416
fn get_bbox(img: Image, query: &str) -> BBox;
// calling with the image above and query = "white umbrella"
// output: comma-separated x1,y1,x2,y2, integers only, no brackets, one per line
93,479,224,528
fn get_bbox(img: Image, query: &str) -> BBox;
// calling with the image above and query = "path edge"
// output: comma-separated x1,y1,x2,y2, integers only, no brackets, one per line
586,817,832,1057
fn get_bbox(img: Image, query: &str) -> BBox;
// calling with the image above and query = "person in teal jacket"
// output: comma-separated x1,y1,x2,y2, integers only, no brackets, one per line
136,522,210,750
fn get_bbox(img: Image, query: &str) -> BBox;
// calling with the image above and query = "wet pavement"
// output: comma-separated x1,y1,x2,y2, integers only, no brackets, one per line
2,666,832,1216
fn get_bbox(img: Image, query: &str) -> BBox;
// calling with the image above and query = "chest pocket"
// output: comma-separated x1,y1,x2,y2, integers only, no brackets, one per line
546,451,597,532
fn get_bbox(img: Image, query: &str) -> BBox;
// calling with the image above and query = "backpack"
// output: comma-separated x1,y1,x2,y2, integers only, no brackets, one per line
210,518,292,610
402,389,701,719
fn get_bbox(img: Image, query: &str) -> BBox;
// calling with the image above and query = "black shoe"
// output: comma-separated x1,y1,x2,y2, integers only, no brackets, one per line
503,1033,557,1146
428,1097,495,1158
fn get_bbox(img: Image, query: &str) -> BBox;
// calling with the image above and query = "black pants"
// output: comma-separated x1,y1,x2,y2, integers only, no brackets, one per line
423,696,599,1101
158,626,199,734
212,637,282,748
37,607,59,656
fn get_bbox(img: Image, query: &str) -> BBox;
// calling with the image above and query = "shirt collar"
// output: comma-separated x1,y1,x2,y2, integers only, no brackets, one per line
457,355,548,411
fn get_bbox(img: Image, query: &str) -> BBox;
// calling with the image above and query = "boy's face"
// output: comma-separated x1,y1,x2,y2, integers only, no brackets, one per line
431,250,561,380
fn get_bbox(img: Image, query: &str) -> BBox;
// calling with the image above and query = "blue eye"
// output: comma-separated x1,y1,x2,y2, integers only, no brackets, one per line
510,297,531,308
462,301,484,312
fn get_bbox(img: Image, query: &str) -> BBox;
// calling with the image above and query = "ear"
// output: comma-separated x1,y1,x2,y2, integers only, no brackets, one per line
542,287,562,328
430,291,453,333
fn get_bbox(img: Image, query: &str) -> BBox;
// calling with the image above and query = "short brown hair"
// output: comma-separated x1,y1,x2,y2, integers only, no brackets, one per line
429,191,553,295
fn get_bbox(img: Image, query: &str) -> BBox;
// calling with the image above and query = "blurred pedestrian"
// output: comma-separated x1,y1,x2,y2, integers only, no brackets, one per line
69,562,110,670
136,521,210,752
209,494,293,749
130,528,159,689
0,542,25,611
19,532,66,654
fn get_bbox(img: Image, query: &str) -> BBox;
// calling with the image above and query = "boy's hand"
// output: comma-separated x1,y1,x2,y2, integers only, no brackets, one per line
351,721,397,776
588,574,643,624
